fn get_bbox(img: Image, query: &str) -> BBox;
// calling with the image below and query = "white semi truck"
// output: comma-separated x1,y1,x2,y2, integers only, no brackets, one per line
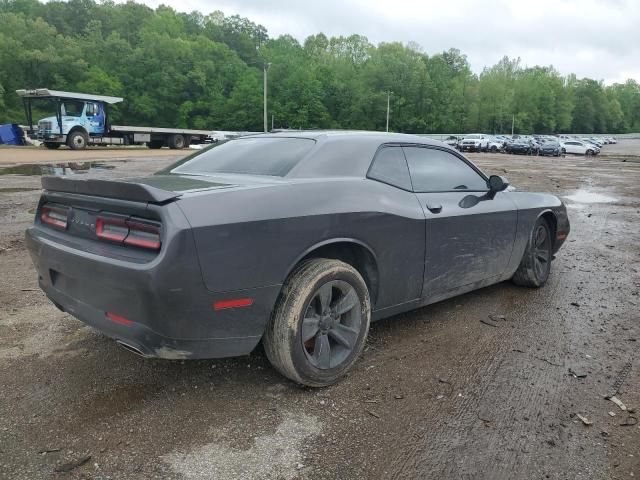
17,88,210,150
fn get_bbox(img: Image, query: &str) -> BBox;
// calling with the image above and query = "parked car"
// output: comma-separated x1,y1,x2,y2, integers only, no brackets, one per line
581,138,602,153
459,134,489,152
505,139,534,155
538,141,561,157
444,135,462,149
25,131,570,386
606,136,617,144
583,137,604,148
486,136,505,152
561,140,598,156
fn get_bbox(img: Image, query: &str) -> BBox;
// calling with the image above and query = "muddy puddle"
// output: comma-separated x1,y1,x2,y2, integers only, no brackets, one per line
0,162,118,176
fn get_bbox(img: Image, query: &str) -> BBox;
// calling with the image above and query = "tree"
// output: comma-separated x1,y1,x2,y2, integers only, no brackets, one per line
0,0,639,133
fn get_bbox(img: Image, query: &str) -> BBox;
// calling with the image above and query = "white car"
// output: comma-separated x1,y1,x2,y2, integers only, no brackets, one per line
486,136,505,152
459,134,490,152
561,140,599,156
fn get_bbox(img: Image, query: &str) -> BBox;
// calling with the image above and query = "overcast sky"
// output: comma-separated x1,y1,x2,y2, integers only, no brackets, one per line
139,0,639,84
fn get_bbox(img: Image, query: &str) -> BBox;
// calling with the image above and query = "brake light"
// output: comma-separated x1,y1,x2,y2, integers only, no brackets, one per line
96,216,161,250
124,221,161,250
96,217,128,242
41,205,69,229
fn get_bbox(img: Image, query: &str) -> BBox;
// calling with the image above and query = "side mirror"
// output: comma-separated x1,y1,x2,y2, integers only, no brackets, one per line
488,175,509,193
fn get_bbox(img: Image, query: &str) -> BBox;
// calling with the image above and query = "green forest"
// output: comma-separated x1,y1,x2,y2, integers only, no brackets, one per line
1,0,639,134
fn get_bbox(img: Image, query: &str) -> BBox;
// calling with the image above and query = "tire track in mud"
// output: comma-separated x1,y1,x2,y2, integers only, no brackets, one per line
384,242,609,478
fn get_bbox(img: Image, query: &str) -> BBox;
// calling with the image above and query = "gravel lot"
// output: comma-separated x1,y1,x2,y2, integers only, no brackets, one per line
0,142,638,479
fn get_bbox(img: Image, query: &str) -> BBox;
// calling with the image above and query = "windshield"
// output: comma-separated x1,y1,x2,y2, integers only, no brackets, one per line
169,137,316,177
60,100,84,116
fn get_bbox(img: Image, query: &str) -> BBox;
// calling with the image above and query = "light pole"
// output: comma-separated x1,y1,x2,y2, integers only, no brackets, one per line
386,91,392,132
263,63,271,133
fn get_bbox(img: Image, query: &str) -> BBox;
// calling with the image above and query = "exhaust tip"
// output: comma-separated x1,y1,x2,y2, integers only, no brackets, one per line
116,340,146,357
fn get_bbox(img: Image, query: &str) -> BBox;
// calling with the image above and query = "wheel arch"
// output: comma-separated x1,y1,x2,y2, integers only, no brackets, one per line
67,125,89,137
284,239,380,307
537,209,557,240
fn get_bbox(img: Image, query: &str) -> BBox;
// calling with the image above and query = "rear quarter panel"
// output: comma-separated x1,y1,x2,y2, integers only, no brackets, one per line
176,178,425,309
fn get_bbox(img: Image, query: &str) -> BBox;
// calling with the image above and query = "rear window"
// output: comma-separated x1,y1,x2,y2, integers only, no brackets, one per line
170,137,316,177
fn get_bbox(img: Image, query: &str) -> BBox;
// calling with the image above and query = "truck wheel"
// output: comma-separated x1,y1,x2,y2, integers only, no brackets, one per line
67,130,88,150
168,134,185,149
512,217,552,288
43,142,60,150
263,259,371,387
148,140,164,149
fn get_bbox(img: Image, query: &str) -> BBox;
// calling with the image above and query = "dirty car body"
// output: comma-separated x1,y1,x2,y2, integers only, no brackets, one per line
26,132,570,360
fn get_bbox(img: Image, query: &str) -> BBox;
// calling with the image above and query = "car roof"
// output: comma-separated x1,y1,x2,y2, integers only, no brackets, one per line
248,130,442,144
248,130,451,178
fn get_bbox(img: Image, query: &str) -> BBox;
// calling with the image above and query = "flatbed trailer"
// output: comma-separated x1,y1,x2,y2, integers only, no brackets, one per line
16,88,210,150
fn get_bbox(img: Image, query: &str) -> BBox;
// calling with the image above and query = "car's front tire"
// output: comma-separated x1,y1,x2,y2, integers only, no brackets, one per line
263,259,371,387
67,130,88,150
512,217,553,288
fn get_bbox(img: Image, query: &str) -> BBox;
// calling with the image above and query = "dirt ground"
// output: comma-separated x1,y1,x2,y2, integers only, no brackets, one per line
0,142,638,479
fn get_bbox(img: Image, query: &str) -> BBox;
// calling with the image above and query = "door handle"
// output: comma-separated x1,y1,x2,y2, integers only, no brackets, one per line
426,203,442,214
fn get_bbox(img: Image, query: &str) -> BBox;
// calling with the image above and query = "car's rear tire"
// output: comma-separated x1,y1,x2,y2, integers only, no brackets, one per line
263,259,371,387
512,217,553,288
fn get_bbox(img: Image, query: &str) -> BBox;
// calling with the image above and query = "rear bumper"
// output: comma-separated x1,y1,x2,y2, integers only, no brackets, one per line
25,226,281,359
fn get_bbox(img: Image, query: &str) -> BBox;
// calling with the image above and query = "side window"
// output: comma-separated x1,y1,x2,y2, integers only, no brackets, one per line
367,147,412,190
404,147,488,192
85,103,96,116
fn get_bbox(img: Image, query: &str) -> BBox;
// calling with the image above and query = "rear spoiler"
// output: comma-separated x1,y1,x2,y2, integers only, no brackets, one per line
41,176,181,204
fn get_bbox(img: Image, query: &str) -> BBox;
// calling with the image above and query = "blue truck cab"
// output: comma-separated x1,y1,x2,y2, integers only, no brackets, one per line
37,99,107,138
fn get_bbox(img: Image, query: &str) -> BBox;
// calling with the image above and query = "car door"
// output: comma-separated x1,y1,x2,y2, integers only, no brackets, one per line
403,145,518,298
366,145,425,305
564,141,580,154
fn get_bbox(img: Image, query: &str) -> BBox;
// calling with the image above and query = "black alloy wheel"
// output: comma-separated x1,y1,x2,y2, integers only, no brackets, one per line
301,280,362,370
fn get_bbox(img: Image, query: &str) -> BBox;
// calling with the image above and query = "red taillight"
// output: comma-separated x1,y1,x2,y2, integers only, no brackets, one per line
106,312,134,326
96,217,128,243
96,216,161,250
124,221,161,250
41,205,69,229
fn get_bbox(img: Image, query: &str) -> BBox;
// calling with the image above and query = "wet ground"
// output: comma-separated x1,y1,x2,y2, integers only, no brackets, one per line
0,143,638,479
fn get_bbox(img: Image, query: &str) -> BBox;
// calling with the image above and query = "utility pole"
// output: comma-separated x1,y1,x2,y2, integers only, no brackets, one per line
386,91,392,132
263,63,271,133
511,114,515,136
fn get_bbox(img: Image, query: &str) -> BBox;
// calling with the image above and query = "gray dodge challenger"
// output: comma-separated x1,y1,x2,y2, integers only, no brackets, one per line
26,131,570,386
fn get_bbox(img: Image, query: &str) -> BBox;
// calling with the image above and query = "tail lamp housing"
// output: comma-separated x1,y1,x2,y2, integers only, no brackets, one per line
40,205,69,229
96,216,162,250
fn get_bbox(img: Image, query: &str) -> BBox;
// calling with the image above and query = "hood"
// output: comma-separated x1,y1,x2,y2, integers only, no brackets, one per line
38,115,81,125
